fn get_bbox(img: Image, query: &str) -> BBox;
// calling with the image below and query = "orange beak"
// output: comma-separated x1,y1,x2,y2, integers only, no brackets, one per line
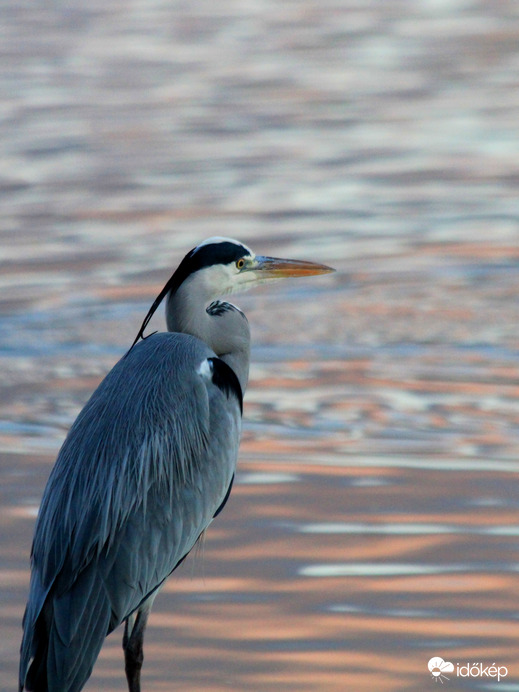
253,255,335,278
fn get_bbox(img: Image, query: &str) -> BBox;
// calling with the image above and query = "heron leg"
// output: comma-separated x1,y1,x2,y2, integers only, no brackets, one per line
123,609,149,692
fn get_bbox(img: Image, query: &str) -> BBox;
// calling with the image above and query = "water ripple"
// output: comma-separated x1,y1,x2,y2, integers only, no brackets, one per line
299,562,519,578
298,522,519,536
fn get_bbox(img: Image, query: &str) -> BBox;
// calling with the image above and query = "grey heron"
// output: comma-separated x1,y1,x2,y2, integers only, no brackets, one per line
19,237,334,692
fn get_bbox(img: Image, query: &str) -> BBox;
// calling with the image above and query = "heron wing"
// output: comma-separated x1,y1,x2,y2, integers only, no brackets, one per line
20,332,242,691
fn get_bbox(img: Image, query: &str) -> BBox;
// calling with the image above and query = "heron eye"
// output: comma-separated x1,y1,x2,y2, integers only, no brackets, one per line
236,258,245,270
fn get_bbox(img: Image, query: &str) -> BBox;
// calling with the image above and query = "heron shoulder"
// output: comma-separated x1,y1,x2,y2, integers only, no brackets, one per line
128,332,244,414
127,330,213,363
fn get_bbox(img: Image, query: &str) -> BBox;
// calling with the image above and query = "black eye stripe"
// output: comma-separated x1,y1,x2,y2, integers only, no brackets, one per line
163,242,249,300
191,242,249,270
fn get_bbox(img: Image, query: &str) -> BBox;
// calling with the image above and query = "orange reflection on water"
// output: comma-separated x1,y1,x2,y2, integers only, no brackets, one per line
69,455,519,691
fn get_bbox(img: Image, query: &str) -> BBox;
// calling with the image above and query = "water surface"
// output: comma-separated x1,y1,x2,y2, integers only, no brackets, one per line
2,0,519,690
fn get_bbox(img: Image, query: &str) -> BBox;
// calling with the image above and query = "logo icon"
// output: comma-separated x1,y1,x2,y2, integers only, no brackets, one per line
428,657,454,683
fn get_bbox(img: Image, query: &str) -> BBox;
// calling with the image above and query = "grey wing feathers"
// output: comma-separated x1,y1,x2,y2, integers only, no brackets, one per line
20,332,241,691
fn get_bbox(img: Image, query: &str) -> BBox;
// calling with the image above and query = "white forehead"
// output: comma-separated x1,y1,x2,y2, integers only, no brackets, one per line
194,236,254,257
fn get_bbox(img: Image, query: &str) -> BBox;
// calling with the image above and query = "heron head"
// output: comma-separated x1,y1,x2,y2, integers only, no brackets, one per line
186,236,335,296
129,237,334,350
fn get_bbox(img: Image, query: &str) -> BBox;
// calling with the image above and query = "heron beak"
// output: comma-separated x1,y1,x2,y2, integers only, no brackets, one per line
253,255,335,279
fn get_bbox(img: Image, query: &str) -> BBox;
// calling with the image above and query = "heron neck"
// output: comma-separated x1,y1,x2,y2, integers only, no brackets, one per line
165,283,250,394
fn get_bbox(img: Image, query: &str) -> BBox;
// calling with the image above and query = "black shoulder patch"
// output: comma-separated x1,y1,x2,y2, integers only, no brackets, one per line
213,474,234,518
208,357,243,414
